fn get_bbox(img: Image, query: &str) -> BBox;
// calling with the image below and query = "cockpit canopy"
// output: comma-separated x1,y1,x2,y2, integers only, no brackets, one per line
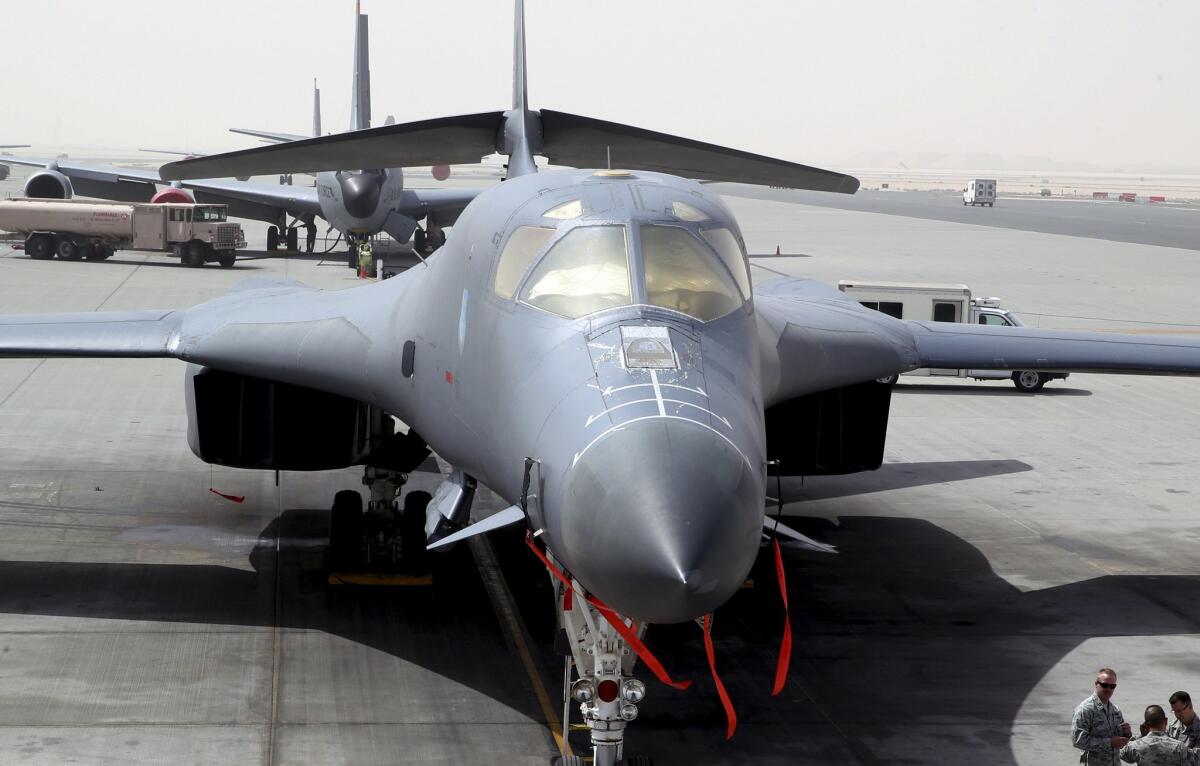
493,214,751,323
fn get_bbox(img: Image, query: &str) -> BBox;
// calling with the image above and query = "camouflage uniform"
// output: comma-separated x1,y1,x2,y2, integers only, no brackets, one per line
1073,693,1128,765
1168,716,1200,766
1119,730,1189,765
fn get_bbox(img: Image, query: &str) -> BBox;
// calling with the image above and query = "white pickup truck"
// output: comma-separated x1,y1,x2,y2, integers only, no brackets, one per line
838,280,1069,392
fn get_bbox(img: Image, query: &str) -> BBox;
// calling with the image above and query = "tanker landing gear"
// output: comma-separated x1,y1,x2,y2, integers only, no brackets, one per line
266,225,300,253
555,574,654,766
413,223,446,256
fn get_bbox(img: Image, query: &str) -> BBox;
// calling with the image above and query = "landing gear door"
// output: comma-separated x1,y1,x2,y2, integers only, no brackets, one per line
929,299,964,376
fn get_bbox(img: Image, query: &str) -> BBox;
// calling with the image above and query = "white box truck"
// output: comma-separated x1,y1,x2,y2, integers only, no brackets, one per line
838,280,1068,392
0,198,245,267
963,178,996,207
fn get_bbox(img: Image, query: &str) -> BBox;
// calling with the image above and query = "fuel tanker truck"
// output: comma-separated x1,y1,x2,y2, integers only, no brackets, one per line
0,198,245,267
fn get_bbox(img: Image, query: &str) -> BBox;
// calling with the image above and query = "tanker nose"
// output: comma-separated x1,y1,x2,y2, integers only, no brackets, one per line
558,418,763,624
338,171,384,218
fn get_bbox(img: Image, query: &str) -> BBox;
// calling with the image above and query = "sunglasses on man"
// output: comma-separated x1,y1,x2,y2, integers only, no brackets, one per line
1095,681,1117,690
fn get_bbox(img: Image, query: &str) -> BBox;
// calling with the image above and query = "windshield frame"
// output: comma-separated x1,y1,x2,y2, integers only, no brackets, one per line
511,217,752,324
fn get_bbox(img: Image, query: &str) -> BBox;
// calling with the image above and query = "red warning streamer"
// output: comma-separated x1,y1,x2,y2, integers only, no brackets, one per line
524,533,692,691
702,613,737,740
208,488,245,503
771,536,792,695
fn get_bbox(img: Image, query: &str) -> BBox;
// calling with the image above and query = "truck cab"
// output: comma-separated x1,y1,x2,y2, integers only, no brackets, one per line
964,178,997,207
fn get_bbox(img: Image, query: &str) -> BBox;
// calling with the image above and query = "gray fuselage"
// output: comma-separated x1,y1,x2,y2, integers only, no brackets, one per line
372,168,767,623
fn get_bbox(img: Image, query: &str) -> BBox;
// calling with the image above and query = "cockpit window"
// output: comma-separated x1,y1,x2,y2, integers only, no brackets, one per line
494,226,555,299
700,228,752,299
544,199,583,220
640,225,743,321
671,201,709,222
519,225,632,318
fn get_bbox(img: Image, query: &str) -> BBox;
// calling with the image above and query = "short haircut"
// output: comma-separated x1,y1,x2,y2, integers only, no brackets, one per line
1096,668,1117,678
1146,705,1168,726
1170,691,1192,707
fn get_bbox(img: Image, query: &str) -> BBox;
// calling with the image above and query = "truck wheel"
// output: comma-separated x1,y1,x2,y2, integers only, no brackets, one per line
218,253,236,268
1012,370,1047,393
286,227,298,252
267,226,279,251
55,238,80,260
184,241,206,267
26,234,54,260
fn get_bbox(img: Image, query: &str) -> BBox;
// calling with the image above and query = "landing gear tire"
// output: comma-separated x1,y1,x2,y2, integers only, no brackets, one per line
184,241,206,267
413,228,427,254
56,238,81,260
400,490,432,569
619,757,655,766
26,234,54,260
875,374,899,385
267,225,279,251
218,252,236,268
551,757,586,766
1012,370,1047,393
328,489,364,569
286,227,298,252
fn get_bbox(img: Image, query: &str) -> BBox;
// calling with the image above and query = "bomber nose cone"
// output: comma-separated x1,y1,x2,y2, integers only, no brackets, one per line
339,171,383,218
559,418,763,624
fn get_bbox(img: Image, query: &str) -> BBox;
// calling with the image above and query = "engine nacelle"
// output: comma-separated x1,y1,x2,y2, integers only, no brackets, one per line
765,379,893,476
25,169,74,199
185,366,370,471
151,187,195,204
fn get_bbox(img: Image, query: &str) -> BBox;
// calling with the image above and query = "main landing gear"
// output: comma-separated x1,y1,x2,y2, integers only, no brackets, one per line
553,570,654,766
327,410,434,573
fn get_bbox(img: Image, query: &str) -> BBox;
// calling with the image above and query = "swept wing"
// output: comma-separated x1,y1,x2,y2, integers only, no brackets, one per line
0,279,402,411
755,278,1200,407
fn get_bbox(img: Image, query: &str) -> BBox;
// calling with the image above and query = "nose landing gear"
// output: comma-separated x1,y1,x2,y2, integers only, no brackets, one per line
554,572,655,766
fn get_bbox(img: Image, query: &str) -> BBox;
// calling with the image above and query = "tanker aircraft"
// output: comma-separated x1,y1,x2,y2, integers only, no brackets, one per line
5,2,1200,764
1,4,473,257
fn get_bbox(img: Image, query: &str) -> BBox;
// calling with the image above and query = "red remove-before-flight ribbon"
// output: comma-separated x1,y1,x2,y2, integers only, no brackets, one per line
771,536,792,695
702,613,737,740
524,532,692,691
208,488,245,503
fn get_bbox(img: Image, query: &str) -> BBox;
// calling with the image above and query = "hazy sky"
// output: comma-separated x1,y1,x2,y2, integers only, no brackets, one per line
2,0,1196,171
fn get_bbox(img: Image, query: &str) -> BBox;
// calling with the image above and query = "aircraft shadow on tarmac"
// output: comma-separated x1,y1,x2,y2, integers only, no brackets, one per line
1,474,1196,765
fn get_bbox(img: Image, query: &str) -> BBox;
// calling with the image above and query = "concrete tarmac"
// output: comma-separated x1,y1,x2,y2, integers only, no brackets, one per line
718,184,1200,252
1,178,1199,764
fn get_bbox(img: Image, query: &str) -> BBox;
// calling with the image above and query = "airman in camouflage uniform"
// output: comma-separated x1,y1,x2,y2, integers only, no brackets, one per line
1121,706,1189,765
1074,668,1132,765
1168,692,1200,766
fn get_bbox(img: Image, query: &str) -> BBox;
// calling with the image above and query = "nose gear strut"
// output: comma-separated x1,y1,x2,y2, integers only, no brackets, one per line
528,534,689,766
